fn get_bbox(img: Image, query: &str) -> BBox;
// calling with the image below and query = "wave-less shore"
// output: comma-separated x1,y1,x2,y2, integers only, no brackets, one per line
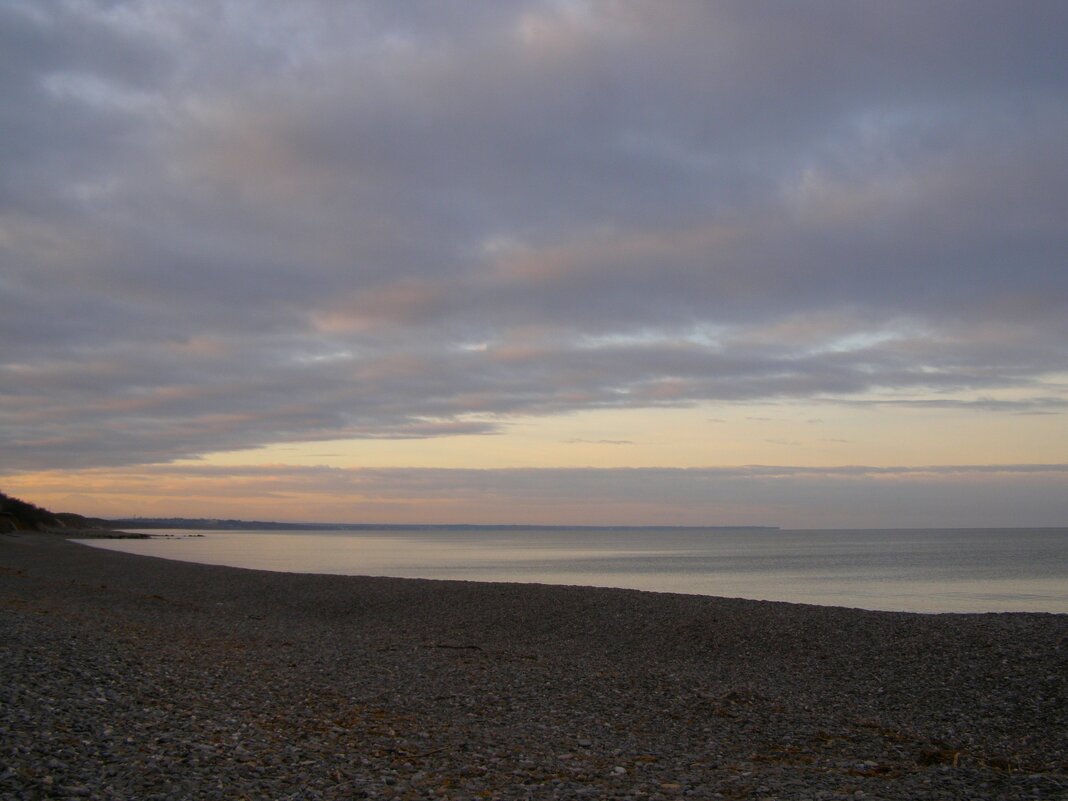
2,534,1066,800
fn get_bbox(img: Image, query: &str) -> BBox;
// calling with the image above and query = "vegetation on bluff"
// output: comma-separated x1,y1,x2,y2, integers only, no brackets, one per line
0,491,105,532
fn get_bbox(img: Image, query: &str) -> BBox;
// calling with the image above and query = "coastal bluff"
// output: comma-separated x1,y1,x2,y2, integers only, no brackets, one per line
0,491,145,538
2,533,1066,800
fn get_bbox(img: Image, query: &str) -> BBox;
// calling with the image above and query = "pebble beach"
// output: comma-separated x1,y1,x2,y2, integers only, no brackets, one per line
2,533,1066,800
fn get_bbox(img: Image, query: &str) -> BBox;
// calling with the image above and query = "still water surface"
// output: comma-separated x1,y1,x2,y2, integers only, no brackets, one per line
80,527,1068,613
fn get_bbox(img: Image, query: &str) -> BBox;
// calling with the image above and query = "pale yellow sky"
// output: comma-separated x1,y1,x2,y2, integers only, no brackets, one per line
8,397,1068,526
184,400,1068,471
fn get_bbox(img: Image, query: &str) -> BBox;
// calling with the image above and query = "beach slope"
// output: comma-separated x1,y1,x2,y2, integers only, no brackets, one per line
2,534,1065,800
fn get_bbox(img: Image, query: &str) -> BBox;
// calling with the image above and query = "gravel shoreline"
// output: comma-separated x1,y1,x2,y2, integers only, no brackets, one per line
2,534,1066,800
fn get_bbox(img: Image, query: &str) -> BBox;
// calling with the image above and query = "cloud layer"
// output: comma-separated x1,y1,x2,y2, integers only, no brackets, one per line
3,1,1068,471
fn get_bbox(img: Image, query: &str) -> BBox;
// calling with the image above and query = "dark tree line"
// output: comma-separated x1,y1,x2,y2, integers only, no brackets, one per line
0,491,62,531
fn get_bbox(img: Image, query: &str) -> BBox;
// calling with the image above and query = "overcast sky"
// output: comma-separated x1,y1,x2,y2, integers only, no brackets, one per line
3,1,1067,526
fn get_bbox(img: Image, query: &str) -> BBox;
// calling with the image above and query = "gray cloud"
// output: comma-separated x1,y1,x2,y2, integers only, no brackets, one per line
3,1,1068,469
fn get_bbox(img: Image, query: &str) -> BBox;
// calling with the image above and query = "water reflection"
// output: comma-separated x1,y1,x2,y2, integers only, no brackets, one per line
79,527,1068,614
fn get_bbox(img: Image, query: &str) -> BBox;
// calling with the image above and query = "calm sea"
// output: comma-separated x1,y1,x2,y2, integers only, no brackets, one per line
79,527,1068,614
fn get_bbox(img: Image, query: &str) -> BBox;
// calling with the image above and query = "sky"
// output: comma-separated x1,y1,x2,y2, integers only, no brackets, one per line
2,0,1067,528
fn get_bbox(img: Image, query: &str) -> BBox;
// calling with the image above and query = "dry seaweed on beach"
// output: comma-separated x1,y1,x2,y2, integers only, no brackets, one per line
2,534,1066,800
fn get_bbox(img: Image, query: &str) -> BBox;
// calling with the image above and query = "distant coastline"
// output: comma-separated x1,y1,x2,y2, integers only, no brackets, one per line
109,517,781,532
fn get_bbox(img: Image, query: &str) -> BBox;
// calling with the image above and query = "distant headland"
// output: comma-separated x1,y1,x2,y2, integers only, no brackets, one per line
104,517,781,532
1,490,777,534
